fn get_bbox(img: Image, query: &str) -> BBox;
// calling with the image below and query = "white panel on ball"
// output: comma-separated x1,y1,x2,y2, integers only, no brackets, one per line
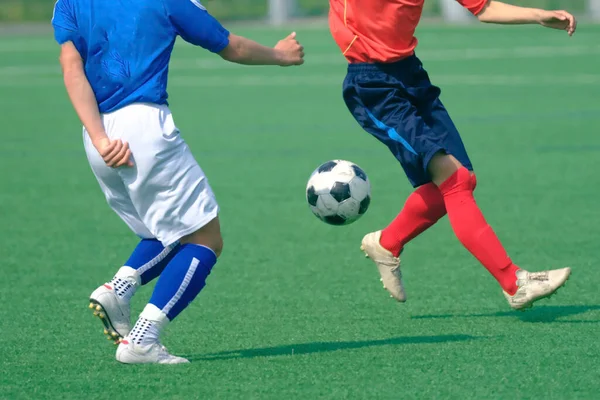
331,161,356,181
338,198,360,219
316,194,339,216
348,176,370,201
309,172,334,194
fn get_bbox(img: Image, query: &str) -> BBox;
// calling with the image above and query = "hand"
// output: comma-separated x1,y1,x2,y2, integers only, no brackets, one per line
94,137,133,168
539,10,577,36
275,32,304,66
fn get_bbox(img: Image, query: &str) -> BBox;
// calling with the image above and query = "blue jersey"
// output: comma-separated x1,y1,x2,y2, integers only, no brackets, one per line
52,0,229,113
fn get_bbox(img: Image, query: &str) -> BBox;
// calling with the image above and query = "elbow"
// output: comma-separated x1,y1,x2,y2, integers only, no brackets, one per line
218,34,244,63
219,47,240,63
477,13,492,23
475,0,494,23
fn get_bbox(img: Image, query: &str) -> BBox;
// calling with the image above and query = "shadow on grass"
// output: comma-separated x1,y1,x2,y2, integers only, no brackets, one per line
411,305,600,323
185,334,479,361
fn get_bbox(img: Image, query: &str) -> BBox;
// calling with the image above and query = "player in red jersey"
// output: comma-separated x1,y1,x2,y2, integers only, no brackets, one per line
329,0,576,310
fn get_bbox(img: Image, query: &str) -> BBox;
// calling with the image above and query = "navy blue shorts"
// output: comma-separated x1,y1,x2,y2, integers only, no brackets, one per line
343,55,472,187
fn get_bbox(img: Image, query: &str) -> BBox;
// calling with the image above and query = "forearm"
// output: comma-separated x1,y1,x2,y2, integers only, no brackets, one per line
219,34,282,65
62,65,107,144
477,1,542,24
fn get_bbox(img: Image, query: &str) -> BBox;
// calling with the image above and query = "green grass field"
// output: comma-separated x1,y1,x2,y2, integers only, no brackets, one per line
1,23,600,399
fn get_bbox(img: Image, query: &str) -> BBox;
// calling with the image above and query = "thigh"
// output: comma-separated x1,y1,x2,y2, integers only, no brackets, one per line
83,130,154,239
344,75,443,187
114,105,220,247
344,63,472,187
421,99,473,172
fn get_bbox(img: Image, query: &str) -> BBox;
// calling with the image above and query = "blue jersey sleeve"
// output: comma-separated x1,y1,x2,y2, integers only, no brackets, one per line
163,0,230,52
52,0,78,44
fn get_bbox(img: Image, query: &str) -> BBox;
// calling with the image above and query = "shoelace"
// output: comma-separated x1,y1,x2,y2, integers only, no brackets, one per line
514,271,550,295
378,259,400,268
527,271,549,281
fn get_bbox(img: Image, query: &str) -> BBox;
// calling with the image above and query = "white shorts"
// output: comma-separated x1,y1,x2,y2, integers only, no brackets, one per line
84,103,219,246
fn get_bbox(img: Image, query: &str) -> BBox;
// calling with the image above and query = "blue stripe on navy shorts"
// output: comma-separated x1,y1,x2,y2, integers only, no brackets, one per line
342,55,473,188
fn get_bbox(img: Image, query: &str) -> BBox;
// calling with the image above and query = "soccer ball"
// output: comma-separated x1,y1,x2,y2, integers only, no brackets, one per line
306,160,371,225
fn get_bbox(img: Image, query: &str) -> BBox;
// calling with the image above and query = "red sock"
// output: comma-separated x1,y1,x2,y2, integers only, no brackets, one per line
439,167,518,295
380,183,447,257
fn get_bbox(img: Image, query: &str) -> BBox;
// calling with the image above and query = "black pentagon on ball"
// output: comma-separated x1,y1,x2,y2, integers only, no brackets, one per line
351,164,368,181
358,194,371,215
329,182,351,203
306,186,318,207
317,160,338,173
323,215,347,225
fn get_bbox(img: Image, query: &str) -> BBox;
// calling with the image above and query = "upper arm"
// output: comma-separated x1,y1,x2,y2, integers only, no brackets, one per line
163,0,230,52
59,41,83,73
456,0,489,15
52,0,78,45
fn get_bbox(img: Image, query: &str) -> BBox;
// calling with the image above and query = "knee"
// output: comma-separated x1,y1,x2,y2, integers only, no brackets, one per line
211,236,224,258
180,217,223,258
428,152,463,185
181,232,223,258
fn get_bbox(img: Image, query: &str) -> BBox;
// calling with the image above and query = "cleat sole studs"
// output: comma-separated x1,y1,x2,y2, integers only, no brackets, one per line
90,300,125,346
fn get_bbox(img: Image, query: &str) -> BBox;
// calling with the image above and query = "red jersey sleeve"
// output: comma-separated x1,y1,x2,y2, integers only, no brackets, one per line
456,0,488,15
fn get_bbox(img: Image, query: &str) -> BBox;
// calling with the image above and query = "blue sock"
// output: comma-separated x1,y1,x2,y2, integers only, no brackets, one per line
122,239,179,285
148,244,217,321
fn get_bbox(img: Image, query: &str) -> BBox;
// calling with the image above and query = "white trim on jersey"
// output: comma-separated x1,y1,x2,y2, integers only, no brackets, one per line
189,0,207,11
51,0,60,23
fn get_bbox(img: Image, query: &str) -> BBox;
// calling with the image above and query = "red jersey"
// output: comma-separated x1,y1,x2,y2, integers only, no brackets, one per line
329,0,488,63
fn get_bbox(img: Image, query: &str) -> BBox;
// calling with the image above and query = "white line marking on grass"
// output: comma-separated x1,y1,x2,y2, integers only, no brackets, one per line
168,74,600,87
2,74,600,87
175,45,600,69
0,45,599,76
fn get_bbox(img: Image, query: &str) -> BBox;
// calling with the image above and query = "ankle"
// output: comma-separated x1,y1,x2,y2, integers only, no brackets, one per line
128,304,169,346
109,267,141,302
379,229,402,257
502,264,520,296
114,266,141,286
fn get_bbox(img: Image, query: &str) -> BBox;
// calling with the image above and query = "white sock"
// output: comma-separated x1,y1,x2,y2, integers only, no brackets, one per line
128,304,169,347
109,267,140,302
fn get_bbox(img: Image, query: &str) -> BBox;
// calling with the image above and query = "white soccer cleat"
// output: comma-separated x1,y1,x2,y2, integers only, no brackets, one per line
116,339,189,364
89,284,132,343
503,268,571,310
360,231,406,302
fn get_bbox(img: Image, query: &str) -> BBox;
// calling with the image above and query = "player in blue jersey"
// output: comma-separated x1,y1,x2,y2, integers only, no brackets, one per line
52,0,304,364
